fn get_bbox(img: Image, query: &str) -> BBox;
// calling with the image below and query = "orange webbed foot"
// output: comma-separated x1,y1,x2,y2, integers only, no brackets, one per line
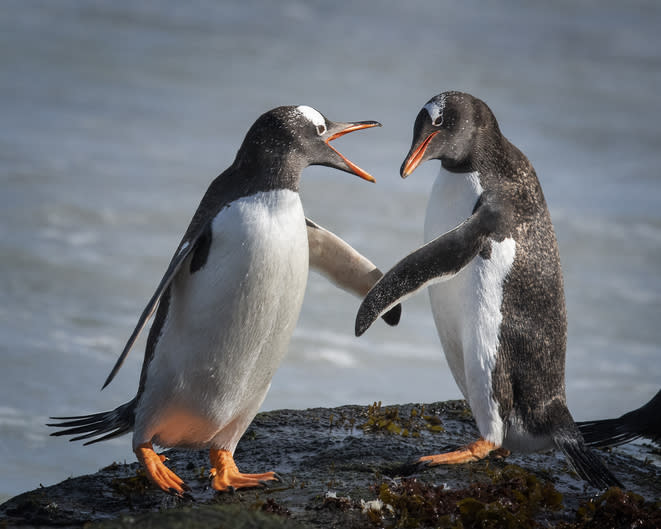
135,442,189,495
209,448,280,492
419,437,508,466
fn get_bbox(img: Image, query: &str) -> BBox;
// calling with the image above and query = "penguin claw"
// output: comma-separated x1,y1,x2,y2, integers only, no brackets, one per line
172,485,195,501
414,458,433,470
167,483,191,497
258,472,282,487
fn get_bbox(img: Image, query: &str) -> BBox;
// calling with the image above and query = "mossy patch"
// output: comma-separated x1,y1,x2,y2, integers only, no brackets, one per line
366,464,563,528
359,402,445,437
559,487,661,529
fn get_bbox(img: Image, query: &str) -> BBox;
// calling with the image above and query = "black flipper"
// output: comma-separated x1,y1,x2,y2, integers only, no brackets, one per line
305,217,401,327
355,197,500,336
578,389,661,448
47,398,136,445
102,223,211,389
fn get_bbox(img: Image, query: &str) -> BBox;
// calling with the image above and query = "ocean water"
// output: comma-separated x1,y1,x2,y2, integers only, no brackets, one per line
1,0,660,501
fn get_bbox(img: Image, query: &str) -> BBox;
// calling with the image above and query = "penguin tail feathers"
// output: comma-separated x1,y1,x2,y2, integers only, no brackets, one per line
577,418,641,449
47,398,136,445
553,430,622,489
577,389,661,448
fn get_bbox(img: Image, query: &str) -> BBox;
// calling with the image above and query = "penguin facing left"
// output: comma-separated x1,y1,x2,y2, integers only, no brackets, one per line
355,91,621,489
48,105,399,495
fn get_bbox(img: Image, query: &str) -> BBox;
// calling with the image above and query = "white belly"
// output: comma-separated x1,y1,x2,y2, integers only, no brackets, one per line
425,171,515,445
134,189,308,449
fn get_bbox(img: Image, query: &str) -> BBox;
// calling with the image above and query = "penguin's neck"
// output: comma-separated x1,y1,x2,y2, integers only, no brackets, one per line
233,140,304,194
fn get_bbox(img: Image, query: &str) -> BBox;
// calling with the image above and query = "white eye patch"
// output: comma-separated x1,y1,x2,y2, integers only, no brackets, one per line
297,105,327,134
424,96,446,126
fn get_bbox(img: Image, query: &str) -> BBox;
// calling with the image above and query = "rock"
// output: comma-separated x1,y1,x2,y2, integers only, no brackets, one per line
1,401,660,528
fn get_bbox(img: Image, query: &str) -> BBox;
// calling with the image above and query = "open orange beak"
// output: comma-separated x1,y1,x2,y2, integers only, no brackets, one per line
325,121,381,183
401,130,440,178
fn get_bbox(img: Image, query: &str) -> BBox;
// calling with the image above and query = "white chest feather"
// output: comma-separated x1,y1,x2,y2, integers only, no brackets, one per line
425,170,516,445
136,189,308,447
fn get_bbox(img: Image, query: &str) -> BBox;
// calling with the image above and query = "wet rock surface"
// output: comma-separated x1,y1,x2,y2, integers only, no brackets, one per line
1,400,660,528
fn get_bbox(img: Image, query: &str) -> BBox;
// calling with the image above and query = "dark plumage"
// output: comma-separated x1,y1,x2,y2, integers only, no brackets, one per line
356,91,621,489
579,389,661,448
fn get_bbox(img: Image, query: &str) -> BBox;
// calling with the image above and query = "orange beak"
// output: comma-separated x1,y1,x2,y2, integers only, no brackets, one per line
401,130,440,178
325,122,380,183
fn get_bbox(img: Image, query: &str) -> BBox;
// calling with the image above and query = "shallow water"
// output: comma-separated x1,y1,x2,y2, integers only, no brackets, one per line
1,0,660,500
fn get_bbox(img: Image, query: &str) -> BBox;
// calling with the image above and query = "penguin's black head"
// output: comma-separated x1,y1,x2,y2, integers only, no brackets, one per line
400,91,499,177
241,105,380,182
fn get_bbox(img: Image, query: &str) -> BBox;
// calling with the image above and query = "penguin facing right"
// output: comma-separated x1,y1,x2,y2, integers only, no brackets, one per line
49,105,399,495
355,91,621,489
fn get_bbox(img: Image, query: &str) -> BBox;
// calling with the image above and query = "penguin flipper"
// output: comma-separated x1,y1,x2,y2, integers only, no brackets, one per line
306,217,401,326
355,202,497,336
102,224,209,389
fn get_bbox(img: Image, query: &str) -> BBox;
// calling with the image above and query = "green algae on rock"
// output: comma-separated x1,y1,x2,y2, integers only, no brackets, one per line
368,464,563,528
561,487,661,529
359,401,445,437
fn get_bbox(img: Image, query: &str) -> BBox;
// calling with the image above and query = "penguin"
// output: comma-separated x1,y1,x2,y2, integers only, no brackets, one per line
49,105,400,495
578,389,661,448
355,91,621,489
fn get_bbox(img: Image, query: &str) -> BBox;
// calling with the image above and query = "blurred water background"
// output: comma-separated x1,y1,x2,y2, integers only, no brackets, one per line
1,0,659,501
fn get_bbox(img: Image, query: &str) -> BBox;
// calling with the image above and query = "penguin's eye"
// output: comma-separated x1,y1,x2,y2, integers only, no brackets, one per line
316,123,327,136
432,115,443,127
